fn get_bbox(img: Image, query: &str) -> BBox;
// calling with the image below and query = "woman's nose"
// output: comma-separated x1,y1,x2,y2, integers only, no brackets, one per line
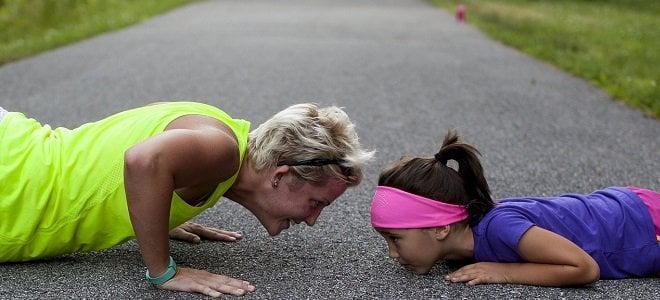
304,208,323,226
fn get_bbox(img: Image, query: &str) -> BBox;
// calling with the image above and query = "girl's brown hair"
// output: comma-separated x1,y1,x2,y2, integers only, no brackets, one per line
378,129,494,225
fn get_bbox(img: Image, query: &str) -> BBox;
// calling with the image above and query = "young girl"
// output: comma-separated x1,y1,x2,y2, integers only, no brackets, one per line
370,129,659,287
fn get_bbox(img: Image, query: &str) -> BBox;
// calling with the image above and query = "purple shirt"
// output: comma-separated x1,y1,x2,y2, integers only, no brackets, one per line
473,187,659,278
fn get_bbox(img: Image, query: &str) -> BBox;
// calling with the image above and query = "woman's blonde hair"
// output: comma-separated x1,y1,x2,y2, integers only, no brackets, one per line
248,103,374,187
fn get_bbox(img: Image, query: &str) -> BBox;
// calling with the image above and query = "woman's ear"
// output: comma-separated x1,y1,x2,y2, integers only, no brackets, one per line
271,165,289,188
434,225,451,240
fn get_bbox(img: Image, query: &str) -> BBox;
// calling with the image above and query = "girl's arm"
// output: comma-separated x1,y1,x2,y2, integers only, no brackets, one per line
446,226,600,287
124,119,253,297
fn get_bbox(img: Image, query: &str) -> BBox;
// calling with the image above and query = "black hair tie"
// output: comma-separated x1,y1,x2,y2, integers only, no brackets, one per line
434,152,447,164
278,158,346,167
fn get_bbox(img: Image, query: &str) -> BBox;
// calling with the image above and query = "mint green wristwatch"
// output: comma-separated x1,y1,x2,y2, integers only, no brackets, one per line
145,256,177,285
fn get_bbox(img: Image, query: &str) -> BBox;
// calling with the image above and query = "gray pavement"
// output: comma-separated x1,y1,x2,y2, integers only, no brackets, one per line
0,0,658,299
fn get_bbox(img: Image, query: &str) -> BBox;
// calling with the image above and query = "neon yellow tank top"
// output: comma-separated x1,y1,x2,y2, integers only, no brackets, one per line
0,102,250,262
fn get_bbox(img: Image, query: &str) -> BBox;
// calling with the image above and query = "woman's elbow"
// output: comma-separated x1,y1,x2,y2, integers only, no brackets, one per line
124,146,158,174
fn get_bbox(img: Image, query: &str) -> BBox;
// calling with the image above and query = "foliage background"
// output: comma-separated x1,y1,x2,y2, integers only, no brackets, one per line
0,0,194,65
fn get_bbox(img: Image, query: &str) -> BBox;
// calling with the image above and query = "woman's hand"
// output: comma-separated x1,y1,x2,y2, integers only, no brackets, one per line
169,222,243,244
159,267,255,297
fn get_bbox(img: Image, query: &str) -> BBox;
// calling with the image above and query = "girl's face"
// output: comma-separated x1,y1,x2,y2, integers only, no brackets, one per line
377,228,445,274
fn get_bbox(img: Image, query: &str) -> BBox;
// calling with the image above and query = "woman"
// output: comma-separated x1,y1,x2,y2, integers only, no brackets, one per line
0,101,374,297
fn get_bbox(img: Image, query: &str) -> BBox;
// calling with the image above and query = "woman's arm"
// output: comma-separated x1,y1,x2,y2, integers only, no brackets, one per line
124,118,253,296
446,226,600,286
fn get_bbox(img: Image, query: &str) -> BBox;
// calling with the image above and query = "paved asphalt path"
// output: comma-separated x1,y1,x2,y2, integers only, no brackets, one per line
0,0,658,299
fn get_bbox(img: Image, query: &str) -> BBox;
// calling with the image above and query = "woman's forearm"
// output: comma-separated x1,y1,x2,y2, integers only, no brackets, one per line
124,146,174,276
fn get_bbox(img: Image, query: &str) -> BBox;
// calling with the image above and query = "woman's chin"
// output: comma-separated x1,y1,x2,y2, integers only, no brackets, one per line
266,226,282,236
265,220,289,236
405,265,432,275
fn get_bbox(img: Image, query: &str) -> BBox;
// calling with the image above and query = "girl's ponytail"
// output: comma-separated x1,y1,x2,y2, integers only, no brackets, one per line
434,130,494,225
378,129,494,226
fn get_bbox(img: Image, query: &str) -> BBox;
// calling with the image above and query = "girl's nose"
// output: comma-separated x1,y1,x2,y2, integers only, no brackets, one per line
388,245,399,259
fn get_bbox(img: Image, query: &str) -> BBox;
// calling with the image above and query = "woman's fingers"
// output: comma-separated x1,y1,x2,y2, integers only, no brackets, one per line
202,276,255,296
168,222,242,243
167,227,200,243
193,225,242,241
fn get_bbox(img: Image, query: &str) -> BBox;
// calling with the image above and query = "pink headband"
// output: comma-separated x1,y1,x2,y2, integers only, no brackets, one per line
370,186,468,229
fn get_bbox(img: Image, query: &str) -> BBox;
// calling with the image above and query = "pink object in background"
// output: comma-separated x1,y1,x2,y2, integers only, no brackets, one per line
456,4,466,23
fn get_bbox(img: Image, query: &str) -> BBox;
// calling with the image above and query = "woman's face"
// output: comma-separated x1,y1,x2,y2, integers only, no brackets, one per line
377,228,444,274
259,174,348,236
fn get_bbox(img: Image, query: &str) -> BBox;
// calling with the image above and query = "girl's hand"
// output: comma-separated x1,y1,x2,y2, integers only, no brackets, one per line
445,262,511,285
159,267,255,297
169,222,243,244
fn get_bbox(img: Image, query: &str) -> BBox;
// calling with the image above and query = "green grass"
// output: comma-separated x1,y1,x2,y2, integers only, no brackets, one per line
0,0,195,65
428,0,660,118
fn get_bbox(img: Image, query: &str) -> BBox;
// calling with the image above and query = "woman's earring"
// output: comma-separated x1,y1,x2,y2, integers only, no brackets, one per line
272,181,279,188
